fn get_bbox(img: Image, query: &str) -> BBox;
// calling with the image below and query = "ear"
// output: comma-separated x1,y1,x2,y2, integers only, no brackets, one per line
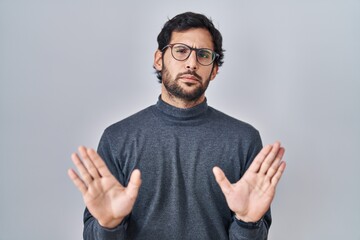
209,64,219,81
153,50,163,71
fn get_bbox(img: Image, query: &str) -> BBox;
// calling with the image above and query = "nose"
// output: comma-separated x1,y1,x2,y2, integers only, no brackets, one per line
185,50,198,70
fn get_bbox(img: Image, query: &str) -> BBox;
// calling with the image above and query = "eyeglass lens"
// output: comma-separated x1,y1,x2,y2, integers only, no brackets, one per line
171,44,215,66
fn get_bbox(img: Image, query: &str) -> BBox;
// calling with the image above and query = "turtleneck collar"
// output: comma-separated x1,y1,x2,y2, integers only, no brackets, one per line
155,95,209,121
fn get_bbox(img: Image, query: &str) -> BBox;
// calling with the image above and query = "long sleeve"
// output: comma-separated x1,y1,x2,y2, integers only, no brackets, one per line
228,210,271,240
83,210,127,240
228,131,271,240
82,131,128,240
80,99,275,239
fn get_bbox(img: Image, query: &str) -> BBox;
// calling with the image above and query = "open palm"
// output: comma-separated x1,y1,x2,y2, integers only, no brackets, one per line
213,142,286,222
68,146,142,228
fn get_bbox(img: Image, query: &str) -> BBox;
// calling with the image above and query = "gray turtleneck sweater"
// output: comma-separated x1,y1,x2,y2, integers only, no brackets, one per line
83,97,271,240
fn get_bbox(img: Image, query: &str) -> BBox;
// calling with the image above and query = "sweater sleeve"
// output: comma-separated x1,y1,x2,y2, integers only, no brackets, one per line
228,130,271,239
228,210,271,240
83,130,128,240
83,210,127,240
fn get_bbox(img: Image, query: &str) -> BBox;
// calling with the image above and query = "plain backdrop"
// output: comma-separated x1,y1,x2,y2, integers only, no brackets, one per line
1,0,359,239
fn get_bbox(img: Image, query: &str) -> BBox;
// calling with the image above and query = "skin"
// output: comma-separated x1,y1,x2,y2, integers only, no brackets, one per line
153,28,218,109
213,142,286,222
68,28,286,229
68,147,142,228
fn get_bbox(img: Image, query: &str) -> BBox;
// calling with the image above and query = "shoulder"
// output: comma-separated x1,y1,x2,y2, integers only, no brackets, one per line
207,106,263,167
207,106,260,137
103,105,156,138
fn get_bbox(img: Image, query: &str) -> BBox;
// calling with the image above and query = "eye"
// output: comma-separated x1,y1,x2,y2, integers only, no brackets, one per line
198,49,212,59
174,46,190,55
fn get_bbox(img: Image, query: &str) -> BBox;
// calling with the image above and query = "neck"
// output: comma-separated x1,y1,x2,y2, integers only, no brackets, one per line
161,85,205,109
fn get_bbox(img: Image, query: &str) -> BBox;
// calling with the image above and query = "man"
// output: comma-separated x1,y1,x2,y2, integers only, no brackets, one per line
68,12,286,240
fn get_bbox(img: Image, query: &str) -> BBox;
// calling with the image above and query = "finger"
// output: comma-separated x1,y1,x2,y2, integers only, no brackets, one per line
271,161,286,187
266,147,285,179
213,166,233,196
126,169,142,200
247,144,272,173
71,152,93,185
259,142,281,174
78,146,101,179
87,148,113,178
68,168,87,195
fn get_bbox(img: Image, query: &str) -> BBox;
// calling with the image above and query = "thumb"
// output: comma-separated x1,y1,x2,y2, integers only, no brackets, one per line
126,169,142,200
213,166,232,196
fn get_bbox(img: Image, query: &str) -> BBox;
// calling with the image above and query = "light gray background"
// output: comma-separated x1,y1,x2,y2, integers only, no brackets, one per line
1,0,359,239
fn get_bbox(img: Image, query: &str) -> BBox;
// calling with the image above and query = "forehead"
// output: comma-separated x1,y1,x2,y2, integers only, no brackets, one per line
169,28,214,49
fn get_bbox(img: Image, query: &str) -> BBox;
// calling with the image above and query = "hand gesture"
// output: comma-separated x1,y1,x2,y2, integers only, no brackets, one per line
68,146,142,228
213,142,286,222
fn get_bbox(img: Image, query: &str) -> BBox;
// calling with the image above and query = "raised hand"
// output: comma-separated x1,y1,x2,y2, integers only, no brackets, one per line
68,146,142,228
213,142,286,223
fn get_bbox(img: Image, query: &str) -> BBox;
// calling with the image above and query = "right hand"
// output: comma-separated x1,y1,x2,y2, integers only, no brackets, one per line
68,146,142,228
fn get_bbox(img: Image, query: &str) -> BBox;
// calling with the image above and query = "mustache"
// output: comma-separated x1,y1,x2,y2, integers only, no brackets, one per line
176,71,202,81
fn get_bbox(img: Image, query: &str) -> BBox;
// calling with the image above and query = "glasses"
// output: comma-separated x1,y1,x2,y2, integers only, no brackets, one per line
162,43,219,66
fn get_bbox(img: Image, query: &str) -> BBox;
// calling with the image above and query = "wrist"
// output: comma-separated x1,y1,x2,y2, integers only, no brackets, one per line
98,217,124,229
234,214,263,229
234,213,261,223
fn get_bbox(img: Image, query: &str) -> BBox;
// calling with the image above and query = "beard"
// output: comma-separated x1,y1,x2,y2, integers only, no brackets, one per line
162,65,211,102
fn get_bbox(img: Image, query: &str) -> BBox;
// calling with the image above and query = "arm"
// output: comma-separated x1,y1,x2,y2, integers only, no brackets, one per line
68,144,142,240
228,210,271,240
213,142,286,240
82,207,128,240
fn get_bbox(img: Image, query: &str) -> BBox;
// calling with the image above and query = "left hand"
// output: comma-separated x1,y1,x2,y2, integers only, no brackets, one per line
213,141,286,223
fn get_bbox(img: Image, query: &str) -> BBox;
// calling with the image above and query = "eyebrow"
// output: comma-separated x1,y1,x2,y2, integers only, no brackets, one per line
170,42,214,51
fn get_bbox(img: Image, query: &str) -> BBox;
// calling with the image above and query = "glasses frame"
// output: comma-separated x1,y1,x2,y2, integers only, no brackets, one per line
162,43,219,66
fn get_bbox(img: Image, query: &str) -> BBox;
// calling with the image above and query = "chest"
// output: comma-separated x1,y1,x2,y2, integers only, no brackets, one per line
117,126,246,187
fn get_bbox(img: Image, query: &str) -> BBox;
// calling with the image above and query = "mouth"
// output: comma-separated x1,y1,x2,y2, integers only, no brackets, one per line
178,74,200,83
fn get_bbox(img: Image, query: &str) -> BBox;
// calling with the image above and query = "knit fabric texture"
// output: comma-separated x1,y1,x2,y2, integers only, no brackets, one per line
83,97,271,240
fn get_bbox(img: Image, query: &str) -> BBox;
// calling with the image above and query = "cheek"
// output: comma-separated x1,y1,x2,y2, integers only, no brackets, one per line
165,57,177,68
164,59,181,75
162,63,176,80
163,51,176,66
200,68,214,80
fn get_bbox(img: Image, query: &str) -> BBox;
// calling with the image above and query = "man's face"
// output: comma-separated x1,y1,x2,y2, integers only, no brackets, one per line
154,28,218,102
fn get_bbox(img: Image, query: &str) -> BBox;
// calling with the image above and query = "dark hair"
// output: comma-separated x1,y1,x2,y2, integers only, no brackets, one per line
155,12,224,82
